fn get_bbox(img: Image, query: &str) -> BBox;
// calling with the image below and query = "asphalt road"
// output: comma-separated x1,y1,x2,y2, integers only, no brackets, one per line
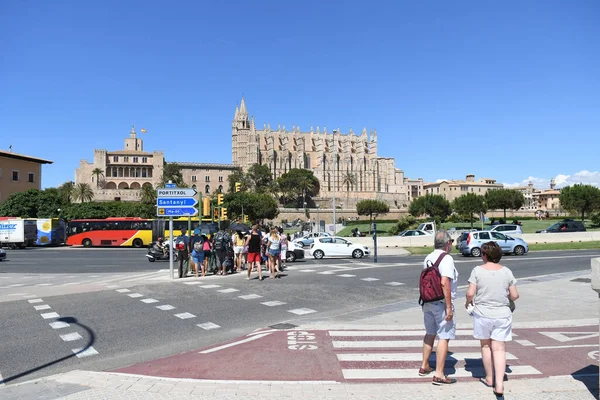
0,248,597,385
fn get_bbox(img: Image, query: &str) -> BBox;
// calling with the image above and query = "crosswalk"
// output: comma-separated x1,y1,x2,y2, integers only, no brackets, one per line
328,330,542,381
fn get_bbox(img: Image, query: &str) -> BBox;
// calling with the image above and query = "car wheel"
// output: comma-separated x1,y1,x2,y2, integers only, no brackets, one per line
298,241,305,248
470,247,481,257
313,250,324,259
82,239,92,248
514,245,525,256
352,249,364,259
286,251,296,262
132,239,143,248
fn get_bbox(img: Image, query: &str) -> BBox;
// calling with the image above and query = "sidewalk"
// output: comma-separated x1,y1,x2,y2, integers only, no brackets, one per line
1,270,598,400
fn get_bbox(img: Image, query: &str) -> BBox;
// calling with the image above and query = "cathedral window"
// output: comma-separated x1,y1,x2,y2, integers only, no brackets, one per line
142,157,148,163
133,157,139,163
113,156,118,162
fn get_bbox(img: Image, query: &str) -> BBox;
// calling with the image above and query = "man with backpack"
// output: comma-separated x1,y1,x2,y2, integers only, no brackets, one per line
418,229,459,385
212,229,232,275
176,228,190,278
190,230,204,277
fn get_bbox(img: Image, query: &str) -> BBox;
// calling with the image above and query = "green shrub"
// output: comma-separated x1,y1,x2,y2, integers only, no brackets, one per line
388,215,417,235
592,213,600,227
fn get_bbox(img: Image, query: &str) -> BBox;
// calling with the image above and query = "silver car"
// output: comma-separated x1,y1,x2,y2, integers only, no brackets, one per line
459,231,528,257
488,224,523,235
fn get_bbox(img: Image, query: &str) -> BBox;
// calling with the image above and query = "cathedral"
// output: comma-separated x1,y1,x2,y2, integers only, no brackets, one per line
231,98,421,205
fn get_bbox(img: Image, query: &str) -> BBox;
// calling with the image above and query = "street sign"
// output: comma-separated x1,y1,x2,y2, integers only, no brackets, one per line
157,198,198,207
156,207,198,217
157,188,197,197
164,183,176,188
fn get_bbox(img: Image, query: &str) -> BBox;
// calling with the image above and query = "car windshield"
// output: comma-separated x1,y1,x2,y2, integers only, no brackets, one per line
547,223,561,230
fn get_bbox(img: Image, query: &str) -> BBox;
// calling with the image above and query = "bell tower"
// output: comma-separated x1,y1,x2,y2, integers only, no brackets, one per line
232,97,251,167
124,124,143,151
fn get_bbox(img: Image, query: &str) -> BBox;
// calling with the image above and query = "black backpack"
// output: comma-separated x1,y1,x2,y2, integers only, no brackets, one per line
213,231,229,250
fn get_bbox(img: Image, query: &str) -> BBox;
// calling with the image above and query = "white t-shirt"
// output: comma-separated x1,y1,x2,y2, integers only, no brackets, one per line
423,249,459,302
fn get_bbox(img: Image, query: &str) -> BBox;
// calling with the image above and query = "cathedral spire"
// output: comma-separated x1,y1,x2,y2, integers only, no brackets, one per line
234,105,239,121
239,97,247,115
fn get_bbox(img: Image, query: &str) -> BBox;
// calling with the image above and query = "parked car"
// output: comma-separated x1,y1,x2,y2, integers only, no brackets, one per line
309,236,370,259
488,224,523,235
459,231,528,257
286,242,305,262
398,230,432,237
0,248,6,261
536,219,586,233
294,232,331,247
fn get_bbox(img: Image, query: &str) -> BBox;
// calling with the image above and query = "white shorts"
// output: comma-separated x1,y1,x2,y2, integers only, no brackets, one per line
422,301,456,340
234,246,243,255
473,314,512,341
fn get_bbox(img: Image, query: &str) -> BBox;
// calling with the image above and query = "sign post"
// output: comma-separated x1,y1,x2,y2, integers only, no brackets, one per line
156,186,198,279
373,222,378,264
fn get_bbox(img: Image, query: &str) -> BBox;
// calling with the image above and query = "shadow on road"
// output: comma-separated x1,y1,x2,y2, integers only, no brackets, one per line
572,365,600,397
0,317,95,385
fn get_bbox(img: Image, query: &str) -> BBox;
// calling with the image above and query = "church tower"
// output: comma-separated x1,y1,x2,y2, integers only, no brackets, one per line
232,97,251,167
124,125,143,151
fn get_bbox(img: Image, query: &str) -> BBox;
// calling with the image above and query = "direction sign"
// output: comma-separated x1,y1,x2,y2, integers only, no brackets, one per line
165,183,176,188
157,188,197,197
157,198,198,207
156,207,198,217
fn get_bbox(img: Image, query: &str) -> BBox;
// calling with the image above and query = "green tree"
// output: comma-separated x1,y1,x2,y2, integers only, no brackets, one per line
161,162,186,187
73,183,94,203
559,184,600,222
227,168,250,193
485,189,525,219
452,193,487,228
356,199,390,234
408,194,452,222
140,184,156,204
58,181,75,205
246,164,274,193
0,189,64,218
222,192,279,223
388,215,417,235
91,168,104,188
277,169,320,207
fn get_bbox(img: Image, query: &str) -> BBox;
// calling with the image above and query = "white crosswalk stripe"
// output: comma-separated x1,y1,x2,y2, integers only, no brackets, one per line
329,329,541,381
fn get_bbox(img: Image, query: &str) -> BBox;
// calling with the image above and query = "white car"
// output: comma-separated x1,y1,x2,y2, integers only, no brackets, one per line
398,230,432,237
293,232,331,247
309,236,370,259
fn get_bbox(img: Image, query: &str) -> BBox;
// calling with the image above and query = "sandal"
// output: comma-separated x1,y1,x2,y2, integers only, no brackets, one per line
432,375,457,385
493,389,504,398
479,378,493,387
418,367,433,376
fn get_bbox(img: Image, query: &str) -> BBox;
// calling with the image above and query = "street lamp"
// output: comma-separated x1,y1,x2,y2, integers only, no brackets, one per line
316,205,320,232
332,128,339,234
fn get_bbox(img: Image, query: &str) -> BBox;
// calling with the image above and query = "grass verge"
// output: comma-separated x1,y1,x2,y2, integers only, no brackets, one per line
404,241,600,255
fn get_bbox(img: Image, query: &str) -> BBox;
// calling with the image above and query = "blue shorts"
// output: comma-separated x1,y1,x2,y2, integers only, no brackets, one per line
192,252,204,264
269,249,281,257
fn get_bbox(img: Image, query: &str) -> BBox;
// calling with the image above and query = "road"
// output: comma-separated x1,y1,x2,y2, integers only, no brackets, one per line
0,247,597,385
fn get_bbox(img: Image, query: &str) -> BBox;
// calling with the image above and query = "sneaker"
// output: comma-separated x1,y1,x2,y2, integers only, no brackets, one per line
432,375,457,385
418,367,434,376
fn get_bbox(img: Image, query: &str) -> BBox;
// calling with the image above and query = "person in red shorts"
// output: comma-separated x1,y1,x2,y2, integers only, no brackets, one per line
245,225,263,281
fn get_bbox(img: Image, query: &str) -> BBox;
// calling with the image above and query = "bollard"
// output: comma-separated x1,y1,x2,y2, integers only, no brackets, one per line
373,222,377,263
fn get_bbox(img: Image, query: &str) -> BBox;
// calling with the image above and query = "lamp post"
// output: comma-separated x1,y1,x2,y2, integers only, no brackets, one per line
332,128,339,234
316,205,320,233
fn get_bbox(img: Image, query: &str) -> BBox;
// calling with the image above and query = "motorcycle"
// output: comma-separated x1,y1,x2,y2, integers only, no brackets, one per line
146,242,178,262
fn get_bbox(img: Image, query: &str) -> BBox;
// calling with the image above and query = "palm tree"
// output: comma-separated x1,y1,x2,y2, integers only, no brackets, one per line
73,183,94,203
341,172,356,205
140,184,156,204
58,181,75,205
91,168,104,188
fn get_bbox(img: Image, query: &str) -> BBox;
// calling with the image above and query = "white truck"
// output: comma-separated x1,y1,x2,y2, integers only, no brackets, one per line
417,221,436,235
0,219,37,249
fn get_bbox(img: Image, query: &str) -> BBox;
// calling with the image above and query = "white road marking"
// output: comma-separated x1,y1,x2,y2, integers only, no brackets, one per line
200,284,221,289
184,281,204,285
49,321,70,329
116,289,130,293
141,298,159,304
516,339,536,347
197,322,221,330
22,295,37,299
318,271,336,275
72,346,99,358
342,365,541,379
385,282,405,286
536,344,599,350
238,294,263,300
337,352,518,362
8,284,25,287
288,308,317,315
105,285,120,289
40,312,60,319
156,305,175,310
217,288,239,293
338,274,356,278
332,340,481,348
261,301,287,307
328,330,474,337
60,332,83,342
199,332,272,354
174,312,196,319
127,293,143,298
36,283,52,286
34,305,51,311
299,269,316,273
539,331,599,342
361,278,380,281
28,299,44,304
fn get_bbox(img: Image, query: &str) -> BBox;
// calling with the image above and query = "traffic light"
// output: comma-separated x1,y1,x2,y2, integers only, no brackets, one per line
221,207,227,220
203,197,210,216
217,193,224,205
235,182,241,192
243,215,248,223
214,208,219,219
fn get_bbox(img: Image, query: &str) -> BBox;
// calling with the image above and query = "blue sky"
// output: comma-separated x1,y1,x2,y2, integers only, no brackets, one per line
1,0,599,189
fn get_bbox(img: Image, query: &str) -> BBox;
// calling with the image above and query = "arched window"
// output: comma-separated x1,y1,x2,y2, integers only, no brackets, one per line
218,185,223,193
205,185,210,194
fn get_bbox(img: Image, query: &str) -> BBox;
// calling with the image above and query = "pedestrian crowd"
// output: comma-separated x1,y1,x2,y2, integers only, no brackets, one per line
419,229,519,398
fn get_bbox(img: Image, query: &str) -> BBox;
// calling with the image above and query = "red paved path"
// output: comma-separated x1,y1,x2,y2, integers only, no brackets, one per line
114,325,599,382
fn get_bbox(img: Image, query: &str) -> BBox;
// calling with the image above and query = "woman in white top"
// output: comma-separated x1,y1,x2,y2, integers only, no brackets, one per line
266,228,281,279
465,241,519,397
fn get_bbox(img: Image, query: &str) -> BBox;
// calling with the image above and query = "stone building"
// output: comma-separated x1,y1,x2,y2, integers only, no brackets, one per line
231,98,415,207
177,162,238,195
423,174,504,202
0,148,53,204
